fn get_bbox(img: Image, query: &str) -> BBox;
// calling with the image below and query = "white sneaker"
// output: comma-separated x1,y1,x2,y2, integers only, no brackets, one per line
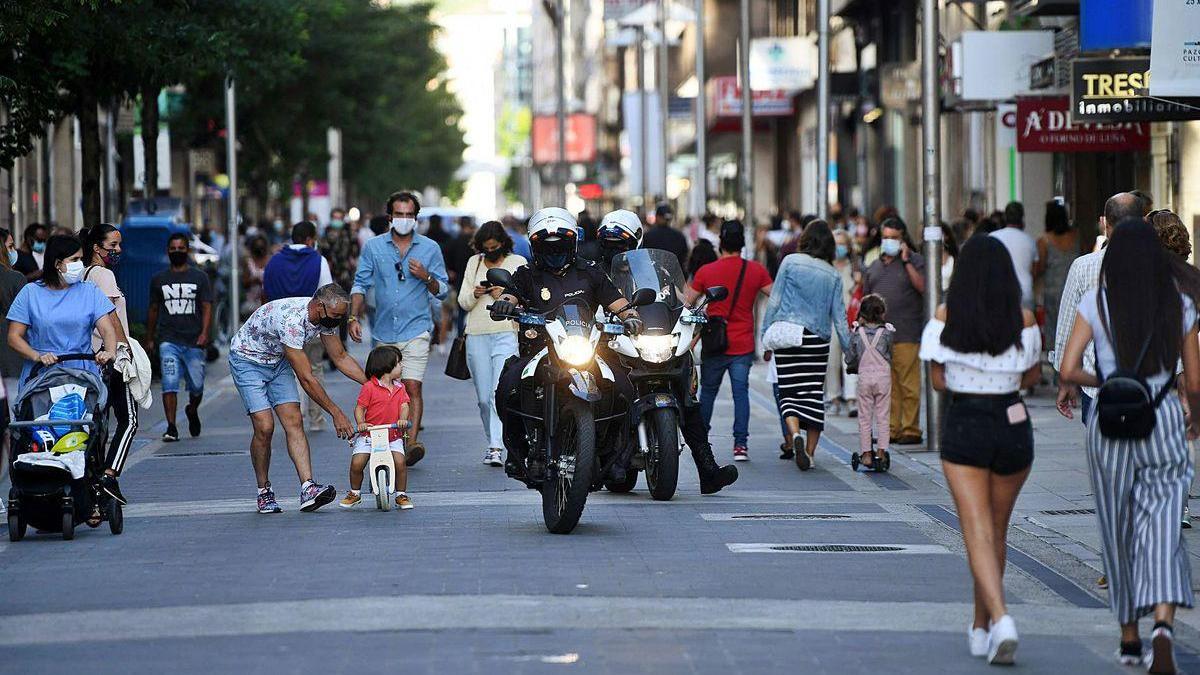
485,449,504,467
968,625,988,658
987,615,1018,665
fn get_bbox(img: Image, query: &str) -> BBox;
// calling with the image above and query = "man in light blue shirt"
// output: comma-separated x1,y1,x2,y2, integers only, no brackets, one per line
349,190,448,462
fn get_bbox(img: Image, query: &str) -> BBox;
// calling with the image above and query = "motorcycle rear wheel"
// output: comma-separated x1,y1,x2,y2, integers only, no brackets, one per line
542,398,595,534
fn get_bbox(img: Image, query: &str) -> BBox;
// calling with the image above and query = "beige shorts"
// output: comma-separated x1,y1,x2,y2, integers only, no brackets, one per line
379,332,431,382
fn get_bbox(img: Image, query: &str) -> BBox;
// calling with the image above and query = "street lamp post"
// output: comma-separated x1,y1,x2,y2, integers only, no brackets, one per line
657,0,669,207
694,0,707,212
555,0,567,203
738,0,752,228
816,0,830,220
225,75,240,340
637,27,649,209
921,0,944,452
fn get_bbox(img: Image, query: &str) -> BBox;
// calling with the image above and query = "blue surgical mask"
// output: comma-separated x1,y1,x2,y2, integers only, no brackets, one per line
835,244,848,259
32,241,46,254
881,239,901,257
329,219,345,229
7,250,17,266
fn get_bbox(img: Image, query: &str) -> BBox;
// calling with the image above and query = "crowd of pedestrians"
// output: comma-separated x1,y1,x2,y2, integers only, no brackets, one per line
5,183,1200,673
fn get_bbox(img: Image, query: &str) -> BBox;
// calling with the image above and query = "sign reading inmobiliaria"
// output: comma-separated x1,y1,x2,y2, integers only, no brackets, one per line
1016,96,1149,153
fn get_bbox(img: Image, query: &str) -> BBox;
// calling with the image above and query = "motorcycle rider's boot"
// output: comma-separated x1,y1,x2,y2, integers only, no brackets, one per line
693,445,738,495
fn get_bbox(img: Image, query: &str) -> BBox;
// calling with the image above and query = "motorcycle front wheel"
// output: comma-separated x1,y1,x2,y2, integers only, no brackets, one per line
645,407,680,501
542,397,595,534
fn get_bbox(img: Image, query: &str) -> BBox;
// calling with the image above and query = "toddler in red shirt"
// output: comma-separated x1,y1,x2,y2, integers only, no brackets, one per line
339,346,414,509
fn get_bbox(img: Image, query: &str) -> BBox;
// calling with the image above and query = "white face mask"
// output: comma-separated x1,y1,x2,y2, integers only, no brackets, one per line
880,239,902,258
391,217,417,236
61,260,85,285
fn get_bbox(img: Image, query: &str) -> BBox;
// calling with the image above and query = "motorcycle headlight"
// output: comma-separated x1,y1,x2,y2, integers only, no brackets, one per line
636,334,677,363
557,335,594,367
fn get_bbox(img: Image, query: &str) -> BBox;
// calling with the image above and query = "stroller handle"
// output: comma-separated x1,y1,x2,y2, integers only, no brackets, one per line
8,419,98,429
28,352,105,380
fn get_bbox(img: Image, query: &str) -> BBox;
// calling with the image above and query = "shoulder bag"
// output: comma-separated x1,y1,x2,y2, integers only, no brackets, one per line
444,255,480,381
701,260,747,358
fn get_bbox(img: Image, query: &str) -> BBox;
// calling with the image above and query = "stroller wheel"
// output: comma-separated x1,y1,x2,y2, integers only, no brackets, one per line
108,501,123,535
7,510,25,542
61,510,75,541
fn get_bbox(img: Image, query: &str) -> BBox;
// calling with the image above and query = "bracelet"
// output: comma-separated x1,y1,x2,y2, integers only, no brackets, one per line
347,316,359,323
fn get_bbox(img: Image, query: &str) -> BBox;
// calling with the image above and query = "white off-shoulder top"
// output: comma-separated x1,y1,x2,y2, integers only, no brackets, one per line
919,319,1042,394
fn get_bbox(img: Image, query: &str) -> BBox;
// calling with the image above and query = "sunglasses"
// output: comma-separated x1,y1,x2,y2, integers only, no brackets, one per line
394,261,406,282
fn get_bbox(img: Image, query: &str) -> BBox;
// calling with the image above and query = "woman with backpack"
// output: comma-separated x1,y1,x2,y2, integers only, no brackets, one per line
920,236,1041,665
1061,218,1200,674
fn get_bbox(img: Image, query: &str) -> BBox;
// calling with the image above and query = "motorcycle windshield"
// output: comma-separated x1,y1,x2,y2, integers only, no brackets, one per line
610,249,685,334
610,249,686,309
551,301,593,339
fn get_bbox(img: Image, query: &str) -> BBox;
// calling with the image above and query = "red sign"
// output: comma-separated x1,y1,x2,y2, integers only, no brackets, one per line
532,114,597,165
577,183,604,200
706,76,795,120
1016,96,1149,153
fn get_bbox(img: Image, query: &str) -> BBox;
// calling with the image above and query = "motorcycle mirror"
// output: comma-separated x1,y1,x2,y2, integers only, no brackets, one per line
630,287,657,307
705,286,729,303
485,267,513,289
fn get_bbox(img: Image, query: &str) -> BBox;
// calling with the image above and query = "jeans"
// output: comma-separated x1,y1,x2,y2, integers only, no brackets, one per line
159,342,206,395
700,353,753,446
229,352,299,414
466,331,518,448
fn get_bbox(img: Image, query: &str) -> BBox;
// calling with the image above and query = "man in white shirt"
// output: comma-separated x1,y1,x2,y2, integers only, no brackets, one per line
990,202,1039,310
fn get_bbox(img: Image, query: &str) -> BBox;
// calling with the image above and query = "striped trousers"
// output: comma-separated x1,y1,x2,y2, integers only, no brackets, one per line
1086,391,1195,623
774,330,831,432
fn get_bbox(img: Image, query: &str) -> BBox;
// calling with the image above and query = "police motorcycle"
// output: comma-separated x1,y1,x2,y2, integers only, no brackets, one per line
485,266,656,534
602,249,727,500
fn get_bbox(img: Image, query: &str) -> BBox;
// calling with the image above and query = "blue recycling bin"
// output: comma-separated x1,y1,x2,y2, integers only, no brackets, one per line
116,206,191,326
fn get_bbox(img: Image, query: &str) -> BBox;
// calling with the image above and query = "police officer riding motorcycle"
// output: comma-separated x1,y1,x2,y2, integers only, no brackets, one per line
593,210,738,497
490,208,644,533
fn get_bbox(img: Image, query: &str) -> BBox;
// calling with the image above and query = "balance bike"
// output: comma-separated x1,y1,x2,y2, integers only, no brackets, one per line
357,423,405,511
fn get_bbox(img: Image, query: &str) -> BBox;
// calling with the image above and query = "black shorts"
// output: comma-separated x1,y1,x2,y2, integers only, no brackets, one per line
940,392,1034,476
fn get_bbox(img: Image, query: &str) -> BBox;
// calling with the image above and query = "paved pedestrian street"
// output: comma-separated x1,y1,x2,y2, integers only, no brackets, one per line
3,348,1200,674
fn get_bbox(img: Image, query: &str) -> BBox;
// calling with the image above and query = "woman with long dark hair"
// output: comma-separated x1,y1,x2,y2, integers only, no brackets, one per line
920,235,1041,665
456,220,527,467
1037,201,1079,351
81,223,139,506
761,220,850,470
1061,219,1200,673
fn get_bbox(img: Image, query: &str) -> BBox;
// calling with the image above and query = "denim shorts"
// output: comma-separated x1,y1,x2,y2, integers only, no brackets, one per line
940,392,1034,476
160,342,206,395
229,352,299,415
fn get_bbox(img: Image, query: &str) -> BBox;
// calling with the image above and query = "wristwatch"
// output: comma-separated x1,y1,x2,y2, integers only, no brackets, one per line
347,316,359,323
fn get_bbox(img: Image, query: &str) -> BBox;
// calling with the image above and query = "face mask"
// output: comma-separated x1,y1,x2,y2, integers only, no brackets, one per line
835,244,848,259
168,251,189,267
33,241,46,254
317,306,344,329
7,250,17,266
483,249,504,262
61,260,85,285
391,217,417,236
101,249,122,267
880,239,902,257
538,253,570,271
329,219,344,229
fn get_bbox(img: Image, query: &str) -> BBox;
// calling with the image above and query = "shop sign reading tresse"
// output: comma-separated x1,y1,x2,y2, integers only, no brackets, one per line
1017,96,1149,153
1071,56,1200,123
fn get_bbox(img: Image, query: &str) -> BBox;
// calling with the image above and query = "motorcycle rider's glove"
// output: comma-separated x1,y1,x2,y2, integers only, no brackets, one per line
622,314,644,337
490,299,516,321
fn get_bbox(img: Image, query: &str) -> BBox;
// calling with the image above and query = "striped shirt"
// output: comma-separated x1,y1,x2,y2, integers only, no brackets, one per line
1051,248,1104,398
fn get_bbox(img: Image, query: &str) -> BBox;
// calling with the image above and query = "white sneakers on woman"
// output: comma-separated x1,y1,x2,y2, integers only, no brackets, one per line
987,615,1019,665
968,625,989,658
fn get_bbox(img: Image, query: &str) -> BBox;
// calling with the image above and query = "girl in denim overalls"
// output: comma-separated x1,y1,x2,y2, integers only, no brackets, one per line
845,295,894,468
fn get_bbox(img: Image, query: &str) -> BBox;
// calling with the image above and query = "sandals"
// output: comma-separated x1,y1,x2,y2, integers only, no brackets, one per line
1149,622,1176,674
779,442,794,460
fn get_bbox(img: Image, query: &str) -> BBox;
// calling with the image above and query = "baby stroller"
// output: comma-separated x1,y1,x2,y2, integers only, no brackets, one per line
6,353,121,541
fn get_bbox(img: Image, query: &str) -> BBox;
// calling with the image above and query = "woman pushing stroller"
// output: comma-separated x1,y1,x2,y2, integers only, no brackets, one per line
6,234,122,522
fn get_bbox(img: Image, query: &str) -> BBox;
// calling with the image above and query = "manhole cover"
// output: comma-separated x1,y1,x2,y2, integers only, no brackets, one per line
1039,508,1096,516
730,514,851,521
769,544,903,553
153,451,248,458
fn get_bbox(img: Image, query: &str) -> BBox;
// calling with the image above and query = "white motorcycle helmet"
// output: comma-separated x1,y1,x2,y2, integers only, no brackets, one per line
528,207,579,273
597,209,644,251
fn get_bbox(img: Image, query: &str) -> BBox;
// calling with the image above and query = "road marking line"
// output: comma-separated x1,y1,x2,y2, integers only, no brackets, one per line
726,542,951,554
701,512,926,523
0,594,1118,647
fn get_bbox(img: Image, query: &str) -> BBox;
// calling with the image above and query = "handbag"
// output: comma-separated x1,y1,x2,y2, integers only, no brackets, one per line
444,254,482,381
1095,294,1172,440
701,260,748,358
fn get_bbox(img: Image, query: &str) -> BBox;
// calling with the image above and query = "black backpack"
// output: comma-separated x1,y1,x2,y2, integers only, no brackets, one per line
1094,297,1175,440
